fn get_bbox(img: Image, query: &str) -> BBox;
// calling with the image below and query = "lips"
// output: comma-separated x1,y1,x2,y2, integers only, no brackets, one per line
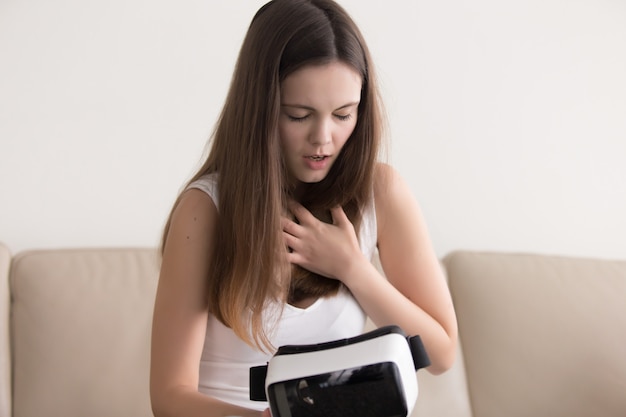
302,154,331,171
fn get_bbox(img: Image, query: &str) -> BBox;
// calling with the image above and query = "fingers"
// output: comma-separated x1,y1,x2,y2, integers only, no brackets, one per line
289,201,349,226
282,216,305,258
281,216,302,238
287,201,316,224
330,205,349,226
283,204,350,242
282,229,298,253
282,204,359,280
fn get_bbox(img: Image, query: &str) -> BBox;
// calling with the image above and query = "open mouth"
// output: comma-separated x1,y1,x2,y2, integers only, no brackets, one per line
307,155,327,161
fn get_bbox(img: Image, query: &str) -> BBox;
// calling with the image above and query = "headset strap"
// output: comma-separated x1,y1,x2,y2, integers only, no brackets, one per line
249,364,269,401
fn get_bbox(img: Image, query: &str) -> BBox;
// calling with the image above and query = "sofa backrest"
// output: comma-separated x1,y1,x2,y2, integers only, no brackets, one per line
445,251,626,417
0,243,11,417
9,248,159,417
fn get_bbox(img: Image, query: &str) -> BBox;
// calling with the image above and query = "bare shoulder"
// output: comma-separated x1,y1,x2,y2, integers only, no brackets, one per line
371,162,440,282
172,188,217,228
160,187,219,297
167,188,218,243
373,162,411,198
372,163,417,232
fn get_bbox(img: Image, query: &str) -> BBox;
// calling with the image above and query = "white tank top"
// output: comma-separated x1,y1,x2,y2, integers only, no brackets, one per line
188,174,378,411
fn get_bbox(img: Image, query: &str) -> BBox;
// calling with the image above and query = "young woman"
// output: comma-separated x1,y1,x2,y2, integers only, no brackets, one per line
150,1,458,416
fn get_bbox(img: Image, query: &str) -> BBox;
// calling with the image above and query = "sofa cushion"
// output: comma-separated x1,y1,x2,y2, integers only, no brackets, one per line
445,251,626,417
10,248,159,417
0,242,11,417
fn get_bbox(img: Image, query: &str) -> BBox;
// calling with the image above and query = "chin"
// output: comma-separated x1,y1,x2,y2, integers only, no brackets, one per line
290,168,328,184
297,173,328,184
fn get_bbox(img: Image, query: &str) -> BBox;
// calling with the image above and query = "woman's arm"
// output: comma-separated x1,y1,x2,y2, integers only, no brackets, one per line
355,163,457,374
283,163,457,374
150,189,266,417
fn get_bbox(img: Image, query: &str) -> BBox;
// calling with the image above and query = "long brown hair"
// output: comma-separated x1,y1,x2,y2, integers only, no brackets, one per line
162,0,385,351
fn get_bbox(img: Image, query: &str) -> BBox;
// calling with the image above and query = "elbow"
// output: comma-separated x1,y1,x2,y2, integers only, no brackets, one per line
150,381,176,417
151,404,164,417
150,388,167,417
151,390,180,417
151,402,165,417
425,332,458,375
150,381,203,417
426,353,455,375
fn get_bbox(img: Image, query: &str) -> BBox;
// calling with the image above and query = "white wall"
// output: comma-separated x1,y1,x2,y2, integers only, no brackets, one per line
1,0,625,259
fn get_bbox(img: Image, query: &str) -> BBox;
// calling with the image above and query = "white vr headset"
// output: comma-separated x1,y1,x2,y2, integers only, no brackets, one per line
250,325,430,417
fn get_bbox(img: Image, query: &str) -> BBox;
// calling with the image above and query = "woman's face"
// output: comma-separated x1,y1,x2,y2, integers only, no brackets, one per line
279,61,362,183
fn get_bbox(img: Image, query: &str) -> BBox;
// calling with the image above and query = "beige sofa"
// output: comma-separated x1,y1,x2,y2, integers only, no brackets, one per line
1,242,625,417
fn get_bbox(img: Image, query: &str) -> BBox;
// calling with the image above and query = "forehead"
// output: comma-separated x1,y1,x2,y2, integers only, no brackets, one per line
280,61,362,106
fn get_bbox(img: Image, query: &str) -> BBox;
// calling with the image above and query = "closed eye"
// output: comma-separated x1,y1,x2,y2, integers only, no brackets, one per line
334,114,352,121
287,114,310,122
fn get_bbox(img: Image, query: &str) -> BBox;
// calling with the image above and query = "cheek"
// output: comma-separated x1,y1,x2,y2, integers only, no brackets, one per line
278,127,299,162
337,122,357,148
279,124,304,151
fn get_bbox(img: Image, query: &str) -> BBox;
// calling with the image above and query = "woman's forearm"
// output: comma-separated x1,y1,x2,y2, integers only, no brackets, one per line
342,260,457,374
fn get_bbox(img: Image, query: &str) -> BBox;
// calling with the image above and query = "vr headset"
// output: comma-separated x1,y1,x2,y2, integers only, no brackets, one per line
250,325,430,417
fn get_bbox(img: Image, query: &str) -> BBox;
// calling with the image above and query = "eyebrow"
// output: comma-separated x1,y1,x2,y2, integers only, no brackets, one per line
281,101,360,111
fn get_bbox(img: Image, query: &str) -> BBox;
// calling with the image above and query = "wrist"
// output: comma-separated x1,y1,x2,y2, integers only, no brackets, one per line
339,253,376,289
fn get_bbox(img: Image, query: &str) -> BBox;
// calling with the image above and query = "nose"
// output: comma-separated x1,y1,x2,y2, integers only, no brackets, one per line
309,119,332,146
